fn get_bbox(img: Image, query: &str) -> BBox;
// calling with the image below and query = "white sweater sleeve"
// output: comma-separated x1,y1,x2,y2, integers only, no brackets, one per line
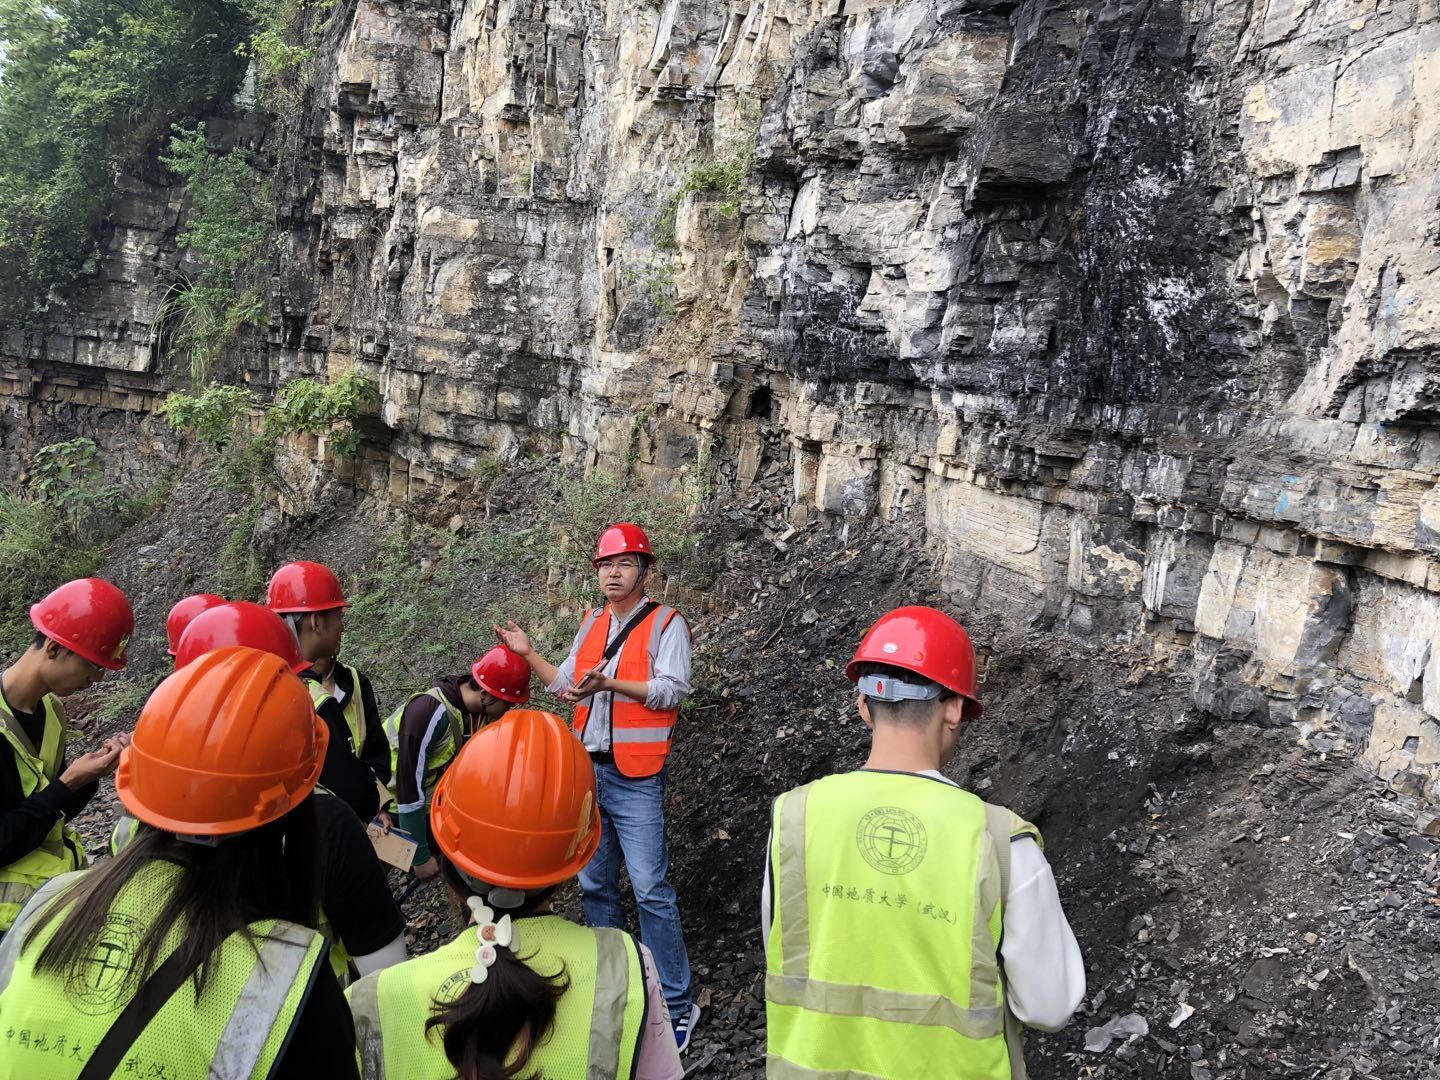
1000,837,1085,1032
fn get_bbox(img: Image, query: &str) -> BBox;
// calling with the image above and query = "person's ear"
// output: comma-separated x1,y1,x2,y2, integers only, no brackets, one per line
940,695,966,734
43,639,64,662
858,694,874,732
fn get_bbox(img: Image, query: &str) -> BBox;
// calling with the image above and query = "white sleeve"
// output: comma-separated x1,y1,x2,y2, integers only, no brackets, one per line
1000,837,1085,1032
645,614,692,710
761,834,773,944
351,934,408,977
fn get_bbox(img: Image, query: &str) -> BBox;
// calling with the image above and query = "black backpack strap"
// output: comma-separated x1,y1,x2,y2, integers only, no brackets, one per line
77,946,210,1080
597,601,661,667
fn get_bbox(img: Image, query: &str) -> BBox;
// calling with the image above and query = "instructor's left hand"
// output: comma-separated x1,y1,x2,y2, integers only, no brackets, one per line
562,667,611,702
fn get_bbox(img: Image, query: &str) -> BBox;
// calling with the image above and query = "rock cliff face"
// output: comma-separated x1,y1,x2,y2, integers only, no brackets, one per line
3,0,1439,798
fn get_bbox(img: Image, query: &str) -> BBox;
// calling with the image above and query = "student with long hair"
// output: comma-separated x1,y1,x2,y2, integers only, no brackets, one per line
0,646,359,1079
348,709,682,1080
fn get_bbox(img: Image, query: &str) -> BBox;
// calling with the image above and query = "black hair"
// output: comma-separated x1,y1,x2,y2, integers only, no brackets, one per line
854,661,958,725
426,857,569,1080
31,630,50,650
29,800,322,998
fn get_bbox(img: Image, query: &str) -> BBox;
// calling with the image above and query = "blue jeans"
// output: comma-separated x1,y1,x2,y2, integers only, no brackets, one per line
579,763,692,1018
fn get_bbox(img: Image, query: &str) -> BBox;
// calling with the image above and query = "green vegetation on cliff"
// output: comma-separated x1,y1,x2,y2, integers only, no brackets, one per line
0,0,251,321
0,0,337,327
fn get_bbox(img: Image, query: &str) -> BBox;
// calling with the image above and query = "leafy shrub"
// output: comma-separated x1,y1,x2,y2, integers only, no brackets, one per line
214,497,265,600
265,370,379,456
0,437,170,657
159,372,378,487
344,526,557,699
29,438,126,541
0,495,101,656
235,0,337,112
0,0,251,321
654,158,747,251
155,125,273,383
157,384,255,451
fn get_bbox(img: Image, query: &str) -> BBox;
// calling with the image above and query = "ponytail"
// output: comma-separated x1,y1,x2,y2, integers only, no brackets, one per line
426,860,569,1080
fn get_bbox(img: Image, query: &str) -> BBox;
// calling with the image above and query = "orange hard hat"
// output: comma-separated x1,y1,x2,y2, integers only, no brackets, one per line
165,594,226,656
30,578,134,670
265,561,349,614
471,646,531,704
175,602,307,674
117,646,327,836
430,710,600,889
592,523,652,566
846,606,983,718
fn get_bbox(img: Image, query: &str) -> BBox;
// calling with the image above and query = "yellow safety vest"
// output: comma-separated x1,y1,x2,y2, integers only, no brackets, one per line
765,771,1040,1080
0,694,85,932
337,663,371,755
382,688,467,802
347,914,646,1079
110,798,354,989
0,859,327,1079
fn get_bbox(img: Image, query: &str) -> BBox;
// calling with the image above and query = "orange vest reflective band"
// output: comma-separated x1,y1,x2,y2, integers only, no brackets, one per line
573,603,685,778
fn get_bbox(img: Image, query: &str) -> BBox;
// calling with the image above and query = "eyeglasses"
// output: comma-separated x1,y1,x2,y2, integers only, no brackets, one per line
596,559,642,572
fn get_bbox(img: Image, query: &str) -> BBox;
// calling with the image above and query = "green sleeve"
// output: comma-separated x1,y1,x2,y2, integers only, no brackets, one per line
399,807,431,865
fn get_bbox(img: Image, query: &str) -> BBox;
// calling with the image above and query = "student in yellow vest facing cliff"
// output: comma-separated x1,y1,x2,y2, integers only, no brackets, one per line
386,646,531,883
267,561,388,823
347,709,683,1080
763,606,1085,1080
0,646,358,1080
496,522,699,1052
0,578,134,936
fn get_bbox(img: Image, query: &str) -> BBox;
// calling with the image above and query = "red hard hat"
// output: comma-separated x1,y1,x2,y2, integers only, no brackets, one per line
118,647,327,836
265,561,349,614
846,606,983,718
431,710,600,889
175,602,308,674
30,578,134,671
472,646,531,704
592,523,653,566
165,594,226,656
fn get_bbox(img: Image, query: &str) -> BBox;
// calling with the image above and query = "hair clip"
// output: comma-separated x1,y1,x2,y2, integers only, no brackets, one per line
467,896,516,983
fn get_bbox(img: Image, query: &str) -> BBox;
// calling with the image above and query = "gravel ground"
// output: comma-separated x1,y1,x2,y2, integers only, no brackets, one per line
56,462,1440,1079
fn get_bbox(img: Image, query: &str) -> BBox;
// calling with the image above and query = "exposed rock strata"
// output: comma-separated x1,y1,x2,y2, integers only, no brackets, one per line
2,0,1439,799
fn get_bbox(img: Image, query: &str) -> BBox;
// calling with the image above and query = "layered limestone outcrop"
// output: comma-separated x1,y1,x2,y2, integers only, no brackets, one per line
2,0,1438,798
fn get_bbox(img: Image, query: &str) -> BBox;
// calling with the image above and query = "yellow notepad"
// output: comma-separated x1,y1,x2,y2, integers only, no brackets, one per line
367,821,417,871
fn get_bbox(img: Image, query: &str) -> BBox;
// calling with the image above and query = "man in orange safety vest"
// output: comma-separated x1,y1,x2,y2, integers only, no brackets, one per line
496,522,699,1052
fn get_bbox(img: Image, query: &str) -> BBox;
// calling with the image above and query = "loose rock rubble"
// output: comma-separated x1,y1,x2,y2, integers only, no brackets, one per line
57,470,1440,1079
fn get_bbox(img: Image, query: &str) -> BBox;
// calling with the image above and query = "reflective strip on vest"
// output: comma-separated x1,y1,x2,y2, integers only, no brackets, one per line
572,604,683,778
0,695,84,932
0,860,326,1080
349,970,385,1080
765,773,1035,1080
383,688,464,802
586,929,637,1078
340,664,368,752
211,921,323,1079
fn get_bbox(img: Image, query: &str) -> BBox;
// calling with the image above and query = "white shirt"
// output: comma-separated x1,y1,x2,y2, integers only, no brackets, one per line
545,597,692,753
760,770,1085,1032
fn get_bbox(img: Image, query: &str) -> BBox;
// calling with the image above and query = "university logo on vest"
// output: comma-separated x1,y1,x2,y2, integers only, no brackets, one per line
66,912,145,1015
856,806,928,875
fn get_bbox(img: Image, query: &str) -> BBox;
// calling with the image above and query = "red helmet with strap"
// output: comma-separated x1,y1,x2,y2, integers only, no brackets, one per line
165,594,226,656
592,523,653,566
471,646,531,704
846,606,983,718
265,561,349,614
175,602,308,674
30,578,134,670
